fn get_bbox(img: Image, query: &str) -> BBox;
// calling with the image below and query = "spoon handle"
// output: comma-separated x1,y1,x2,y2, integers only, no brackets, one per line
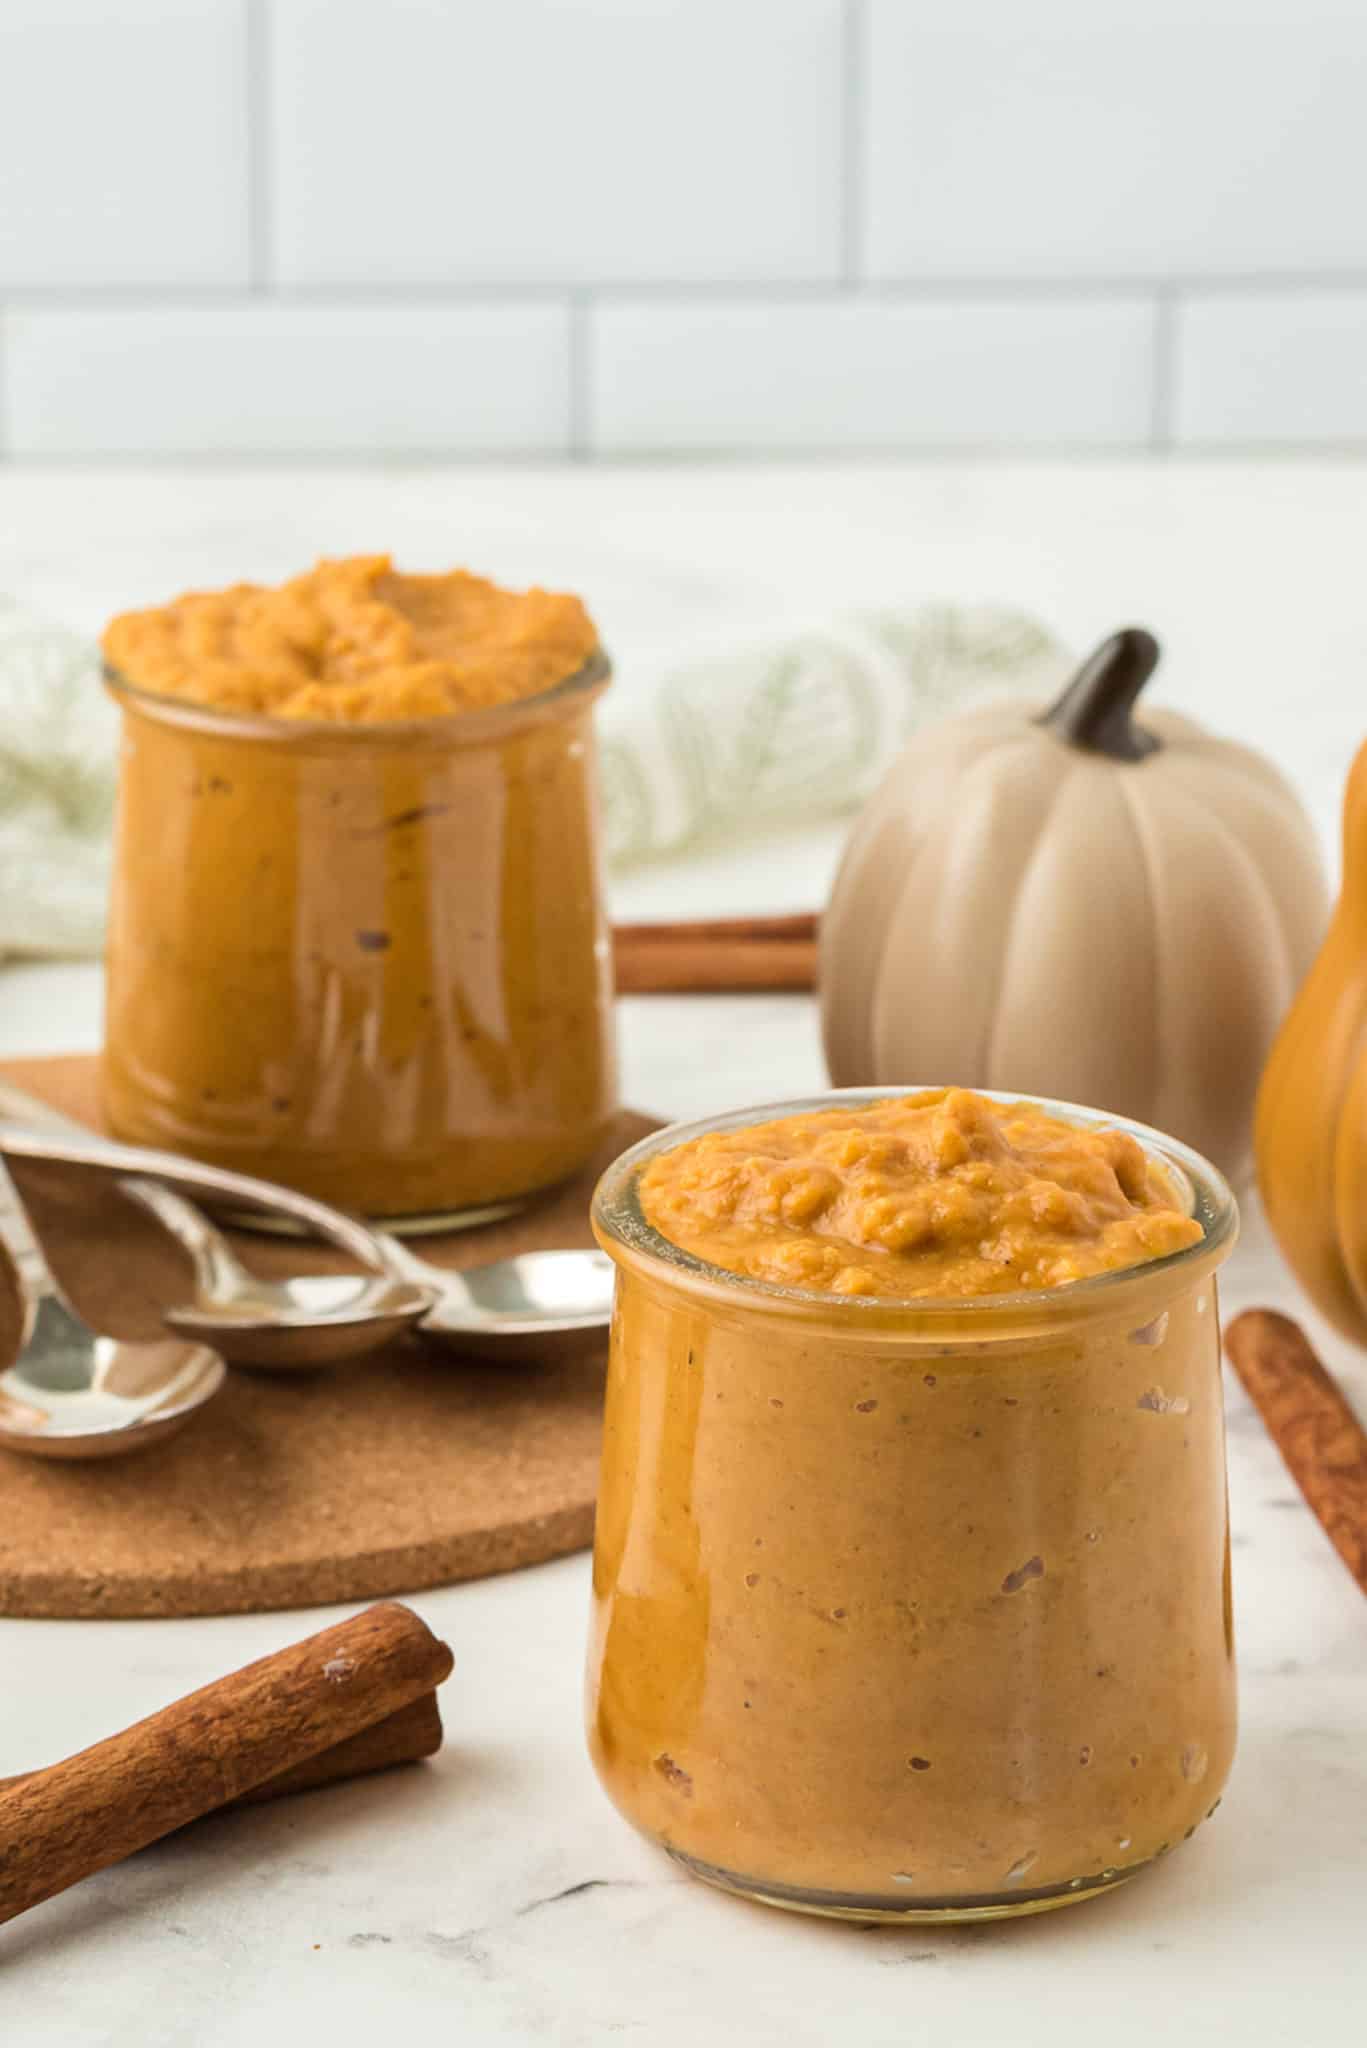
118,1176,262,1305
0,1081,111,1305
368,1228,441,1286
0,1125,395,1274
0,1163,63,1305
0,1079,84,1135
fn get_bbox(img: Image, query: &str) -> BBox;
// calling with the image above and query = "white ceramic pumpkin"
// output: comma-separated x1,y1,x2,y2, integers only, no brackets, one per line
820,630,1328,1185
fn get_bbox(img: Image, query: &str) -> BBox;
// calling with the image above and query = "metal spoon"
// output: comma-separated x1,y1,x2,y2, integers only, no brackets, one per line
0,1088,616,1363
125,1179,436,1370
0,1115,435,1373
377,1238,616,1360
0,1177,225,1460
138,1184,615,1363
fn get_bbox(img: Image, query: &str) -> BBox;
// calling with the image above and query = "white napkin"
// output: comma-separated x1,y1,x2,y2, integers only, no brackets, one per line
0,597,1066,960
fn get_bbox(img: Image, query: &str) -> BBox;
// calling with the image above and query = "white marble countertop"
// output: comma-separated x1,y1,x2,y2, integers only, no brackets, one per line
1,461,1365,2045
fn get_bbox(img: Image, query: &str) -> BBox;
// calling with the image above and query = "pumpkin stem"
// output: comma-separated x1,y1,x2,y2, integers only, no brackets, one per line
1039,628,1162,762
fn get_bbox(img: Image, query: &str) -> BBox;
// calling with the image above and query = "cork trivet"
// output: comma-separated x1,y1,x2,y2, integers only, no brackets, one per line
0,1055,656,1620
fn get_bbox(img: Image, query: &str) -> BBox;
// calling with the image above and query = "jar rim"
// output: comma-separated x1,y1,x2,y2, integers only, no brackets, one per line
592,1086,1238,1323
102,646,611,743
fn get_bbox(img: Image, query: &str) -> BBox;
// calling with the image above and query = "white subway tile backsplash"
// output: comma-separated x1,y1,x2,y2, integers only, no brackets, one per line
864,1,1367,281
3,303,570,456
0,0,248,289
589,295,1157,452
0,2,1363,457
1173,292,1367,445
266,0,843,287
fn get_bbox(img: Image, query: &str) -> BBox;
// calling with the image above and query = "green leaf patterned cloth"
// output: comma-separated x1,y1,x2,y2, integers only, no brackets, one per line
0,597,1065,959
598,605,1067,866
0,598,118,960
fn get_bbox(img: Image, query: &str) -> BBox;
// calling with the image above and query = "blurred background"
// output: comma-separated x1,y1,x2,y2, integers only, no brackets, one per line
2,0,1364,460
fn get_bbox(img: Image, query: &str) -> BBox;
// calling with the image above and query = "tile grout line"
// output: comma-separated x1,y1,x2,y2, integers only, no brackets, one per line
1150,287,1178,449
567,291,591,460
840,0,867,286
11,439,1366,469
4,276,1367,311
244,0,272,294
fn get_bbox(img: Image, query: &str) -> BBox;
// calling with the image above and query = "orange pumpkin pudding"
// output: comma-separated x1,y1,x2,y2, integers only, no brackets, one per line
589,1089,1237,1921
101,556,613,1220
102,552,598,721
639,1087,1202,1298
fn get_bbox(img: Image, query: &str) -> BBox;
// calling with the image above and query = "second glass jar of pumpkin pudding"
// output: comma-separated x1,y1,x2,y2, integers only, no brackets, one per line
101,554,616,1225
588,1087,1238,1921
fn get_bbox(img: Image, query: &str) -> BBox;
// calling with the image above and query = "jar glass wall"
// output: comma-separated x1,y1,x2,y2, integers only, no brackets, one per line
588,1090,1238,1922
102,657,615,1226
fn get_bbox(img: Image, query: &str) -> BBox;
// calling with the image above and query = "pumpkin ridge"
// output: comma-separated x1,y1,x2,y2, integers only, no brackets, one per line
1105,764,1165,1129
1158,770,1299,1004
1159,754,1326,981
827,718,1025,1080
823,800,919,1080
1146,768,1299,1178
1160,747,1329,845
1158,723,1320,804
959,724,1073,1073
868,727,1059,1083
978,749,1098,1089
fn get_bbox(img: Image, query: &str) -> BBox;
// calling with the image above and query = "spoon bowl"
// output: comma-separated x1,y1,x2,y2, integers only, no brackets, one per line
382,1241,616,1360
0,1276,225,1462
123,1180,436,1370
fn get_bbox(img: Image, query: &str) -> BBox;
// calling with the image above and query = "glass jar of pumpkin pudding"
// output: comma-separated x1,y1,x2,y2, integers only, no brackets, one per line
588,1086,1237,1922
101,554,615,1226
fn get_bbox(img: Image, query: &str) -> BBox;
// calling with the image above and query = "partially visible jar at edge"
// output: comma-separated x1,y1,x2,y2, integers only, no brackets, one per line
587,1093,1238,1922
101,656,615,1223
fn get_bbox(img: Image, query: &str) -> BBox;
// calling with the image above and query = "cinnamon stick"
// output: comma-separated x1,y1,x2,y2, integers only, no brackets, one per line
0,1601,453,1928
229,1692,444,1804
0,1692,444,1812
613,913,819,994
1224,1308,1367,1597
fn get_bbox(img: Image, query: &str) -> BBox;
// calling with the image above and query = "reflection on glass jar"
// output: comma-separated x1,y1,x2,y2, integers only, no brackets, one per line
102,657,615,1225
588,1091,1238,1922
